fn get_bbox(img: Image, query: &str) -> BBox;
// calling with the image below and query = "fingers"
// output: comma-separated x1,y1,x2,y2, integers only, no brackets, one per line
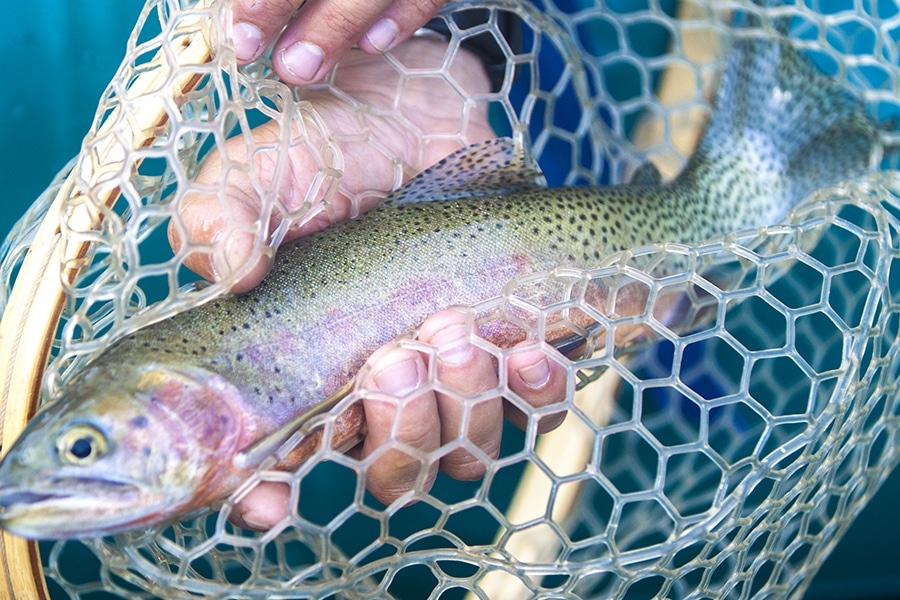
230,0,304,64
356,0,448,55
167,120,285,294
228,316,572,531
272,0,396,85
504,345,571,433
171,38,493,293
359,311,504,505
230,0,448,85
358,312,569,504
229,481,291,531
416,311,503,480
359,347,441,505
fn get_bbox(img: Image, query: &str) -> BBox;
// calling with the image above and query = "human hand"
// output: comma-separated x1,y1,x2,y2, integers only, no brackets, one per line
228,0,448,85
169,36,570,528
170,36,494,293
229,309,570,531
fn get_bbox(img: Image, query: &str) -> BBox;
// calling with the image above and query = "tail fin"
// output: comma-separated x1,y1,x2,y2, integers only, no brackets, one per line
681,34,878,223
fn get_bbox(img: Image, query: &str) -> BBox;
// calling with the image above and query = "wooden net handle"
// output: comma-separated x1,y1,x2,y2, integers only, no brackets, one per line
0,7,214,597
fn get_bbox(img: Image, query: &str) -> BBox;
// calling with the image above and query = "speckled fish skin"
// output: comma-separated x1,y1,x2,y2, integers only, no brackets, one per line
0,35,880,539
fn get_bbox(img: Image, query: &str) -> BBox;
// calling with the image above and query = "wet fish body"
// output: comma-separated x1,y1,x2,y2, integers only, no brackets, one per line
0,35,880,538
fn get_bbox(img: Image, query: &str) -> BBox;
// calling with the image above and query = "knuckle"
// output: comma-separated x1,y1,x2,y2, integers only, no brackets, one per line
367,450,436,503
393,0,446,25
320,6,372,42
397,418,438,451
236,0,301,28
441,449,488,481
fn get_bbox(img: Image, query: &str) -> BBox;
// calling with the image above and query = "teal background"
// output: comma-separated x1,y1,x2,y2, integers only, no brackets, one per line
0,1,898,598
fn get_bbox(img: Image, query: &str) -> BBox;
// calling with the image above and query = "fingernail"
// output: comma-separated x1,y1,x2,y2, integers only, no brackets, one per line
364,18,399,52
517,357,551,389
374,357,424,396
431,324,473,367
281,41,324,83
238,511,269,531
232,22,263,62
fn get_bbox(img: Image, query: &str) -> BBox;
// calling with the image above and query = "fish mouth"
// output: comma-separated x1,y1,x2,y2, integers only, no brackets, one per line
0,477,140,506
0,490,70,508
0,478,151,539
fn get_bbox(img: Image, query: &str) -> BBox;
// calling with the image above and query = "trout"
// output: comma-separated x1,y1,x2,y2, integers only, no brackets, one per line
0,35,880,539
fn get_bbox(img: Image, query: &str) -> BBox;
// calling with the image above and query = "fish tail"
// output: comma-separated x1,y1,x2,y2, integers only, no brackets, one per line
680,33,878,225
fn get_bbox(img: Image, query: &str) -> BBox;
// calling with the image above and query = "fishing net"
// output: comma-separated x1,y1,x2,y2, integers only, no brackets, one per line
1,0,899,598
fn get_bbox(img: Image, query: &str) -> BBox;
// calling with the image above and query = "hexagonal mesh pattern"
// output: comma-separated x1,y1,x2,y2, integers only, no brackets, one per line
2,0,899,598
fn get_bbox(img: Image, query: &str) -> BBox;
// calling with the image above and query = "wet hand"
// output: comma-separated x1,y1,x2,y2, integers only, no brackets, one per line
170,36,571,530
170,36,493,293
229,0,448,85
229,310,569,531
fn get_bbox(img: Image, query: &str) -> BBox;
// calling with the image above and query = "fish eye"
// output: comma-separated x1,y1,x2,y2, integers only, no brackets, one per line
56,425,108,465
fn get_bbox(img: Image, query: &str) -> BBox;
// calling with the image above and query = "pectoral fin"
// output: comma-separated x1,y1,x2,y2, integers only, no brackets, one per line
232,381,356,471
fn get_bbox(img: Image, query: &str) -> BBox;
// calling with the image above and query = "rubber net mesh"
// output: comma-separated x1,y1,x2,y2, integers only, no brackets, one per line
1,0,900,598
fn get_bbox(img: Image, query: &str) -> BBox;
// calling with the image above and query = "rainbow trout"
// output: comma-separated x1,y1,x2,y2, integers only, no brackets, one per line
0,35,880,539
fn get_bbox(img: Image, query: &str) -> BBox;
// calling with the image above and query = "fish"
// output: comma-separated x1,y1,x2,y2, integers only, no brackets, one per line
0,33,880,539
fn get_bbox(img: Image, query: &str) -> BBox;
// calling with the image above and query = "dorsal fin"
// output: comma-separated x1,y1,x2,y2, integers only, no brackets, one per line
628,161,663,185
381,137,546,207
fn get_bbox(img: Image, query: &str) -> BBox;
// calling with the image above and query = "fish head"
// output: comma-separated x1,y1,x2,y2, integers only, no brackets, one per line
0,361,253,539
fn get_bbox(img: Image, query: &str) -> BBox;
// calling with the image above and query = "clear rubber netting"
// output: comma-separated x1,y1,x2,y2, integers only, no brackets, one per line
0,0,899,598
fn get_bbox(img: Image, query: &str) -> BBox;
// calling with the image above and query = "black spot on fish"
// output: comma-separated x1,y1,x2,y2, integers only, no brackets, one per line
236,354,244,361
130,416,149,429
243,323,251,330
